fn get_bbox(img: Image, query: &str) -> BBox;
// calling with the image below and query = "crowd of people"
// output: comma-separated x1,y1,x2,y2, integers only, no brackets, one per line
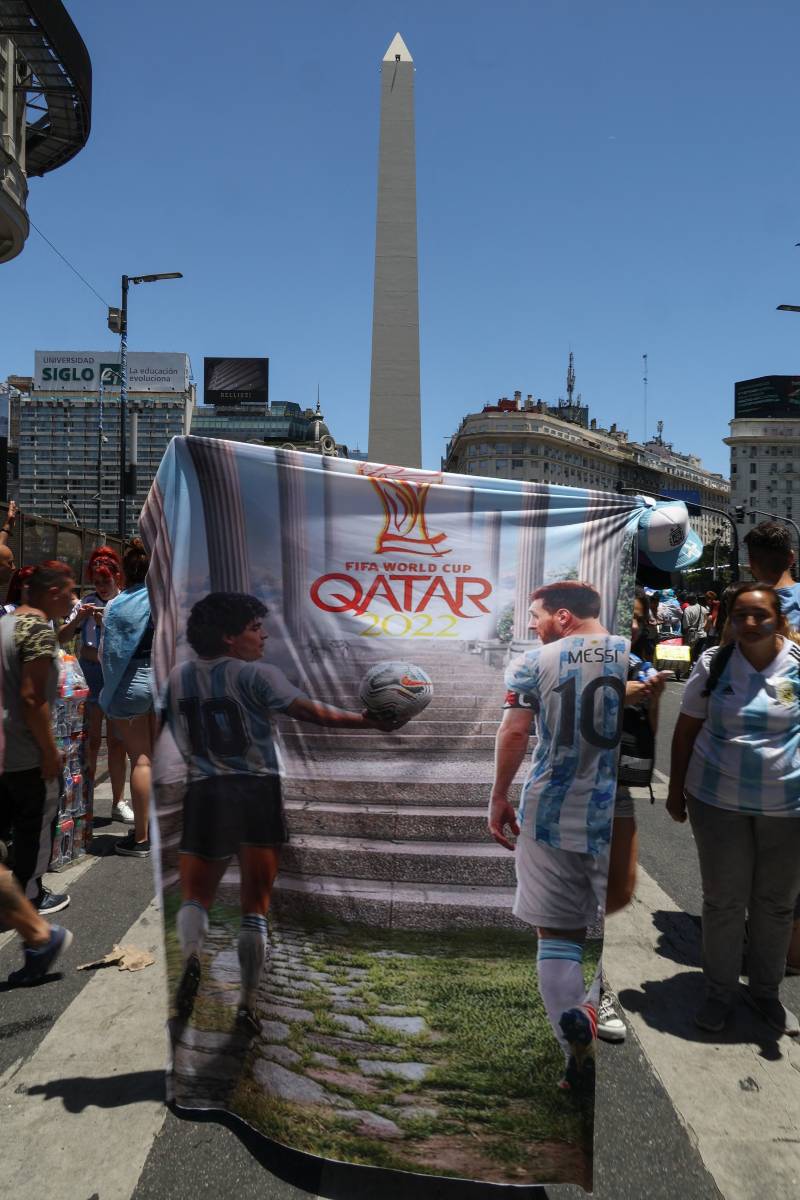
0,502,155,985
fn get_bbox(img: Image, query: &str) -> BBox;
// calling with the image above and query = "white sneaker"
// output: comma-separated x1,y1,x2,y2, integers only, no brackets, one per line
111,800,135,825
597,990,627,1042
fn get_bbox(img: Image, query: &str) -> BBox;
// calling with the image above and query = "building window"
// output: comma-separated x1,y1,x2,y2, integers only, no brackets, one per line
731,463,737,474
511,459,523,469
750,480,757,491
750,463,757,473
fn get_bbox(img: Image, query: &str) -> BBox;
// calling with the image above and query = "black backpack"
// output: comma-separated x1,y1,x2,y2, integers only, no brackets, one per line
700,642,736,697
617,701,656,795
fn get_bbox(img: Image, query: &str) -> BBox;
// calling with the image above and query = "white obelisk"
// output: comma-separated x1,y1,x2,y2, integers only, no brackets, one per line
367,33,422,469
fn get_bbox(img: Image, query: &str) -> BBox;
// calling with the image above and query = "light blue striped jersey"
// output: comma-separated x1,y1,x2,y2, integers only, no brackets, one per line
777,582,800,633
504,634,629,855
682,639,800,814
164,657,305,782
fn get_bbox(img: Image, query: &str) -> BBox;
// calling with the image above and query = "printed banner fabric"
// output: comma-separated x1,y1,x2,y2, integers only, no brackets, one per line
144,437,645,1192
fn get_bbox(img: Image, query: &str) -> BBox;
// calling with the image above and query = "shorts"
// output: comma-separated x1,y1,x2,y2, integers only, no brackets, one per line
614,787,635,821
105,663,153,719
179,774,288,860
513,832,609,930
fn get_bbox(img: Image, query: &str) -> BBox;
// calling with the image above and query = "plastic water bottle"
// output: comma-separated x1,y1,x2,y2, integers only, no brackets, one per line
637,661,659,682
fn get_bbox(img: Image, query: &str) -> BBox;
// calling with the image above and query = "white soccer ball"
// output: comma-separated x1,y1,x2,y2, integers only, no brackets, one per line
358,661,433,724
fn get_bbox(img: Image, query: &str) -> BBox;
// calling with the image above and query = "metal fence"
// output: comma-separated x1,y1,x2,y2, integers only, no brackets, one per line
0,505,126,593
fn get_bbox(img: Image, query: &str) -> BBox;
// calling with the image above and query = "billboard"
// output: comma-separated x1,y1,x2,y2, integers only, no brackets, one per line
660,486,702,516
734,376,800,419
203,357,269,407
34,351,190,394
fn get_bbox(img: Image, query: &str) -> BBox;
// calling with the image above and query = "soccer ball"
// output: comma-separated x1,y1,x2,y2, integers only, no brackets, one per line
358,661,433,725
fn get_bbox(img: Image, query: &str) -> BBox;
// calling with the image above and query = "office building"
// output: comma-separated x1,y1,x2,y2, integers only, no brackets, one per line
191,397,354,457
725,376,800,568
15,351,194,537
443,389,730,547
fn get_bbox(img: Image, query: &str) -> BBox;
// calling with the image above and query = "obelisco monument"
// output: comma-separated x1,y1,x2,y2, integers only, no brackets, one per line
367,33,422,468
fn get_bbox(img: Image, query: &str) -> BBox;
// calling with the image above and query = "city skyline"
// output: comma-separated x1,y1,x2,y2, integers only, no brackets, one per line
3,2,800,479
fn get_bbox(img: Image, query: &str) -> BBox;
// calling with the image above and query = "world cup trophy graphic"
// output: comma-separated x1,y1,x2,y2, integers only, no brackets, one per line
358,463,452,558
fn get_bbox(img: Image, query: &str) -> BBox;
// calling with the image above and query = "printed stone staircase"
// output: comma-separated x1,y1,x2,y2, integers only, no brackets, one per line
271,642,532,931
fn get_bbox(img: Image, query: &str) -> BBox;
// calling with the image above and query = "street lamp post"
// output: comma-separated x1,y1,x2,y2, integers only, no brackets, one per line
97,366,116,533
108,272,182,538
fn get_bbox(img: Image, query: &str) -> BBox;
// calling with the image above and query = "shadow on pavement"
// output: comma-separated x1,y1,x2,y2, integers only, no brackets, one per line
651,909,703,968
169,1103,551,1200
88,832,124,858
25,1069,165,1111
618,971,784,1061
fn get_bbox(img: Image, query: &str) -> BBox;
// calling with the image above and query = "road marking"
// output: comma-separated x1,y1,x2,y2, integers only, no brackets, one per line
605,865,800,1200
0,899,167,1200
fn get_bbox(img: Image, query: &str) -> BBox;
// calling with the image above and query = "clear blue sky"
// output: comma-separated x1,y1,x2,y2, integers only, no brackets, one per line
3,0,800,477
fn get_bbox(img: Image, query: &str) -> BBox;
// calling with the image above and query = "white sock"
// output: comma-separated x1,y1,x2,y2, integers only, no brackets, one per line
176,900,208,961
537,938,586,1057
238,913,268,1011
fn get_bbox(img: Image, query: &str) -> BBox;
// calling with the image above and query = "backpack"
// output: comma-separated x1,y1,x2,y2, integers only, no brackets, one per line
700,642,736,697
617,702,655,795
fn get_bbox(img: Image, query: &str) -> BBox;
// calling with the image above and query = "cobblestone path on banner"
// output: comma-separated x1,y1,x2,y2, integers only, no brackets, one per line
169,914,589,1185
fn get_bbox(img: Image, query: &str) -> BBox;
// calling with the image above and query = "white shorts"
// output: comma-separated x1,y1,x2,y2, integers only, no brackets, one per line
513,833,610,930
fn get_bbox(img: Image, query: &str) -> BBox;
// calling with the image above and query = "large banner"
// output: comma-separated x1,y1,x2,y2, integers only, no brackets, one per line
144,438,647,1192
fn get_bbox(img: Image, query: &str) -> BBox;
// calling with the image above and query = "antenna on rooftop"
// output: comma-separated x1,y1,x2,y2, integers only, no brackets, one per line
642,353,648,442
566,351,575,408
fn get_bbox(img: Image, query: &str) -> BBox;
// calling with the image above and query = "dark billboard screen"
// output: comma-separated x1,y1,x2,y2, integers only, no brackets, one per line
734,376,800,419
204,357,269,407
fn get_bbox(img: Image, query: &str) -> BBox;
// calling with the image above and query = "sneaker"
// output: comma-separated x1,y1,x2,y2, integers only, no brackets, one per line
236,1007,260,1037
695,996,733,1033
597,990,627,1043
115,831,150,858
743,989,800,1037
175,954,201,1021
8,925,73,986
559,1005,597,1095
111,801,135,825
36,887,70,915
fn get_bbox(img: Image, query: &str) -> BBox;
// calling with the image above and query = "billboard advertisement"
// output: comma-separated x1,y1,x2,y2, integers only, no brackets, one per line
203,357,269,407
34,351,190,394
142,438,648,1193
734,376,800,419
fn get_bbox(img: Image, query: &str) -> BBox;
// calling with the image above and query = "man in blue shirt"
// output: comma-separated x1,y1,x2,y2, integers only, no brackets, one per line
744,521,800,632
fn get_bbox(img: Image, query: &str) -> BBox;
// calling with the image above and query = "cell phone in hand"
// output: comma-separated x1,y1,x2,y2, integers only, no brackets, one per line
657,670,676,681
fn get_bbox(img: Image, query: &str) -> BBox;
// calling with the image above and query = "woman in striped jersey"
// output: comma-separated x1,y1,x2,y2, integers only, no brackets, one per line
667,582,800,1037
